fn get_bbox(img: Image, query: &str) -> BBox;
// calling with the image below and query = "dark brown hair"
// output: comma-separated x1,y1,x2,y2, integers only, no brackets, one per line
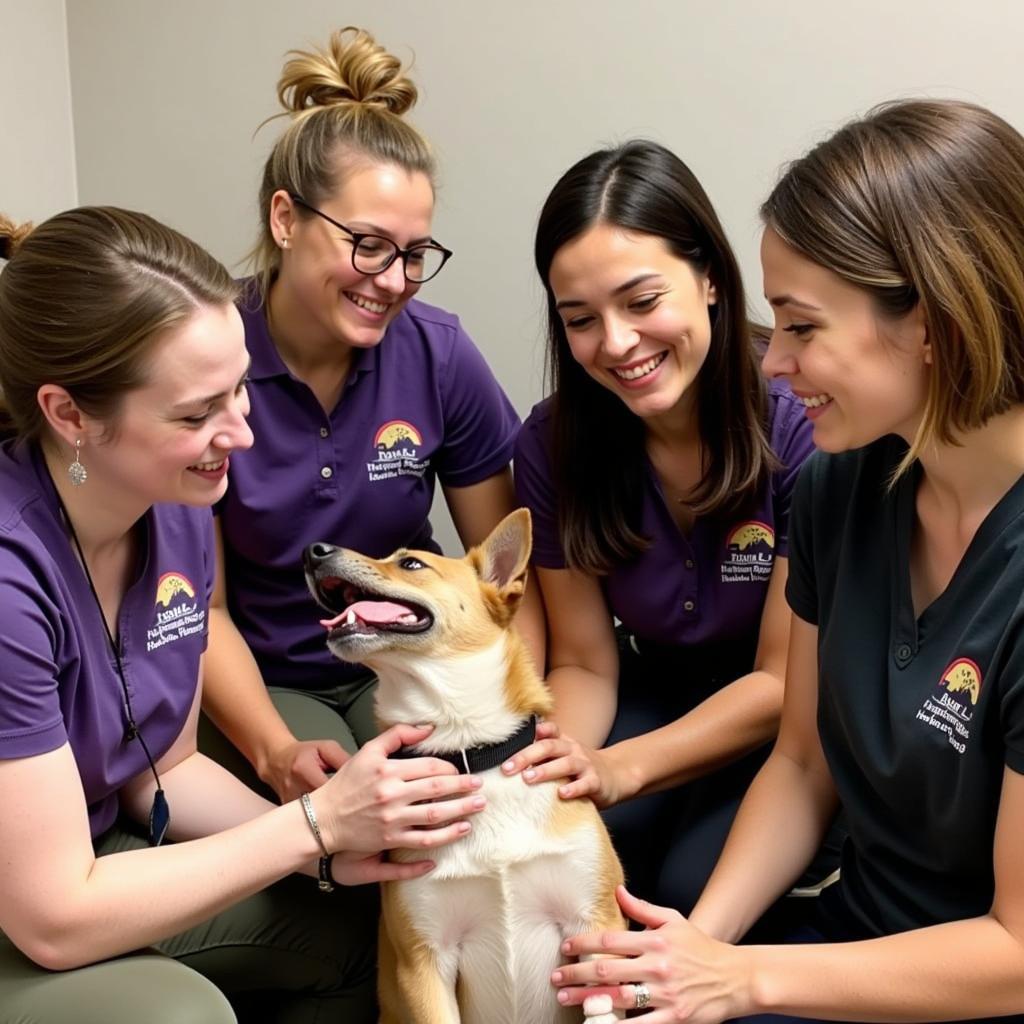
534,140,772,573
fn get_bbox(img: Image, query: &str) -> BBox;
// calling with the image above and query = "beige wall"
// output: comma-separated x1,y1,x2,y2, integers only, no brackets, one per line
0,0,77,222
61,0,1024,417
16,0,1024,547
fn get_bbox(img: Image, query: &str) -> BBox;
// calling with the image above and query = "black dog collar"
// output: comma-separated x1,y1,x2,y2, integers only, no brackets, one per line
390,715,537,775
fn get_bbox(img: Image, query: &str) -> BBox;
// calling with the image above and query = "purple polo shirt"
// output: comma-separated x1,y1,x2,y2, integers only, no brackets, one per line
514,381,814,670
0,441,214,838
219,286,521,689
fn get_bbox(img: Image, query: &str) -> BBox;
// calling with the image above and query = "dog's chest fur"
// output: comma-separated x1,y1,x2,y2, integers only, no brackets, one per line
376,643,609,1023
393,771,606,1024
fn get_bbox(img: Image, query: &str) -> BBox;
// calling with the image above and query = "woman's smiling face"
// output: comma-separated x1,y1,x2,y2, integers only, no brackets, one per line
760,226,930,453
274,162,435,351
549,222,717,427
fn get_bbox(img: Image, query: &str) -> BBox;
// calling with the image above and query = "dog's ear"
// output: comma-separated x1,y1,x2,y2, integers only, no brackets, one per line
470,508,532,622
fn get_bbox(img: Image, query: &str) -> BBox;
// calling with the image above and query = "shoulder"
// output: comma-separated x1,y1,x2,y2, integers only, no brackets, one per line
0,443,49,543
381,299,481,380
515,399,555,458
391,298,465,345
796,437,905,509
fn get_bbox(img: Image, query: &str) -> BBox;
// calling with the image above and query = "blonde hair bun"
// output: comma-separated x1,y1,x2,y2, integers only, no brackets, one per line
278,27,418,118
0,214,33,261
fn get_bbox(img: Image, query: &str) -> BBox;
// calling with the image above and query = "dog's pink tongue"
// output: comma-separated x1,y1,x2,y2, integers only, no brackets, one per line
320,600,416,630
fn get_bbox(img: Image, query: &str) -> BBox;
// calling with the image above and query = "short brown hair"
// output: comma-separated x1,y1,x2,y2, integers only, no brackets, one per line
250,27,435,296
762,99,1024,470
0,206,237,442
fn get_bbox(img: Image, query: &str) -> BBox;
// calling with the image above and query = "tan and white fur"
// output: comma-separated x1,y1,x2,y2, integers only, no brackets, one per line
305,509,625,1024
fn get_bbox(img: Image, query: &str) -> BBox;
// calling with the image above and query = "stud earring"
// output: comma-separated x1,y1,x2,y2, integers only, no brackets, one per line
68,438,88,486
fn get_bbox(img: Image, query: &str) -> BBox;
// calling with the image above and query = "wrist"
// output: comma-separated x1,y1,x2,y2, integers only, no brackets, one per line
602,742,644,802
253,729,299,781
688,896,745,944
725,943,760,1018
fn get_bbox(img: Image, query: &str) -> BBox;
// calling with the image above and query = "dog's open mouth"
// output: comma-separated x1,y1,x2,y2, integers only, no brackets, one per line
315,576,434,639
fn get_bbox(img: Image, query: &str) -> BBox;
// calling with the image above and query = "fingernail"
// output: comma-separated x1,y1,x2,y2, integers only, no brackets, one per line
551,970,563,983
459,821,472,833
524,768,536,781
561,940,571,953
471,795,486,809
557,991,569,1004
470,776,483,788
501,760,514,772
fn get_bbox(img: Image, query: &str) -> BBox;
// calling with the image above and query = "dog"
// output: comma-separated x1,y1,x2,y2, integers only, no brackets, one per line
304,508,625,1024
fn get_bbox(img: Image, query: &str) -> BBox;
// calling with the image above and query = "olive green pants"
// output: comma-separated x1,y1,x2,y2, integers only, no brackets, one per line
0,823,379,1024
197,674,380,800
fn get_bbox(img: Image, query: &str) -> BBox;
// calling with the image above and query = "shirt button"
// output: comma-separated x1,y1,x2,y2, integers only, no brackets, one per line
320,466,333,480
685,559,695,570
683,599,696,612
319,426,329,438
896,643,912,661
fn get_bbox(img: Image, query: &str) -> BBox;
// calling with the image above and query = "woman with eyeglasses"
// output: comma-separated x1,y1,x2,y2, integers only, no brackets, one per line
0,207,485,1023
200,27,539,803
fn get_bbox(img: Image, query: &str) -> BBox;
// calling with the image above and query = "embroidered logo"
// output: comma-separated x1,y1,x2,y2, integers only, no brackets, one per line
720,521,774,584
366,419,430,483
914,657,981,755
147,572,205,652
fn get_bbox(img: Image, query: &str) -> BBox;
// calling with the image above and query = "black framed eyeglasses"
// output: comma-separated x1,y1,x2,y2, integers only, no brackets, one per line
289,193,453,283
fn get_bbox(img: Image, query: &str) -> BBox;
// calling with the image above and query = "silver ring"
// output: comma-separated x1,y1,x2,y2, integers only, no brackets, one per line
633,982,651,1009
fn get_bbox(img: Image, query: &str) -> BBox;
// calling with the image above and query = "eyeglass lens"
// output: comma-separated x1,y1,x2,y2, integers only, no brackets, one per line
351,237,446,283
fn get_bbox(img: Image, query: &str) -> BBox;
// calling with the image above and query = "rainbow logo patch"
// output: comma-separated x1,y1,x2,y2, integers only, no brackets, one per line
726,521,775,551
940,657,982,706
374,420,423,450
155,572,196,608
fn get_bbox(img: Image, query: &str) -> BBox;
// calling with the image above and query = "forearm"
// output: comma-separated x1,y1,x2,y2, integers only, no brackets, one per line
690,748,837,942
546,668,618,748
31,798,320,970
123,750,277,842
203,607,295,769
607,668,783,801
743,916,1024,1020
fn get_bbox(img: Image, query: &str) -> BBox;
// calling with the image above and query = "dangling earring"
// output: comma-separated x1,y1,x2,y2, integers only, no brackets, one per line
68,438,88,486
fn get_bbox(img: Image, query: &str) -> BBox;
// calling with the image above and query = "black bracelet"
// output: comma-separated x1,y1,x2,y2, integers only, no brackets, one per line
318,854,335,893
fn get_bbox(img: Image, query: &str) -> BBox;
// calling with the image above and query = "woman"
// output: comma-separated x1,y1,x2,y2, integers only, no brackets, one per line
0,207,485,1023
506,140,816,913
551,100,1024,1024
202,27,540,802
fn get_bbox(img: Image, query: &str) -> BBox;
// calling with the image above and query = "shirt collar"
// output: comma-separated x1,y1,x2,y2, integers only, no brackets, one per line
237,280,378,384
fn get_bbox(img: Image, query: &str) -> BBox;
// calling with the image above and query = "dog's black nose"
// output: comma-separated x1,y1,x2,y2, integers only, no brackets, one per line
304,542,338,570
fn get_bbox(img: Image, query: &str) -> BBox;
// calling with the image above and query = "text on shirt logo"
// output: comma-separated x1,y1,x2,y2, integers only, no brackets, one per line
720,521,774,584
366,419,430,483
914,657,981,756
147,572,206,652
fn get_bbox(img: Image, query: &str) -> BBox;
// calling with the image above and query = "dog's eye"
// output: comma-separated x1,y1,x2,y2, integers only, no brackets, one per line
398,556,425,571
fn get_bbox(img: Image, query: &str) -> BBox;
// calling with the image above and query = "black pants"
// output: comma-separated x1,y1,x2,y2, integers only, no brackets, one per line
600,634,839,940
599,634,766,913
